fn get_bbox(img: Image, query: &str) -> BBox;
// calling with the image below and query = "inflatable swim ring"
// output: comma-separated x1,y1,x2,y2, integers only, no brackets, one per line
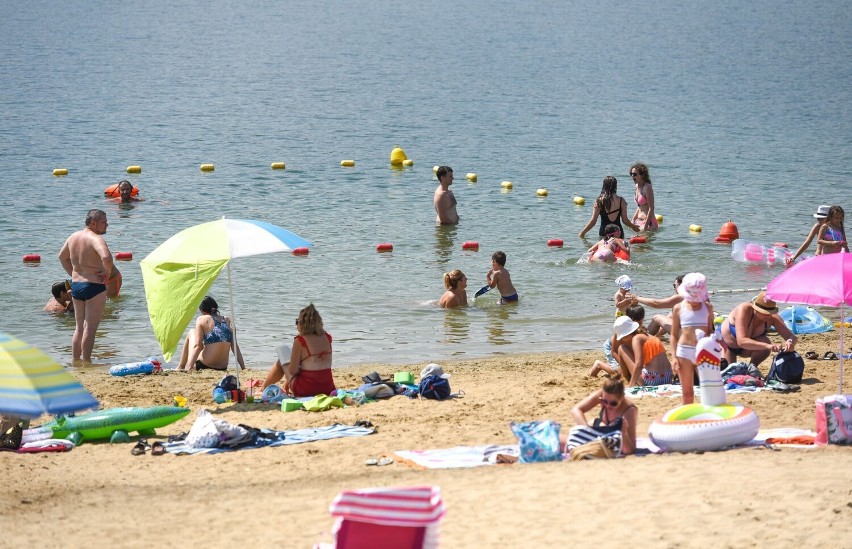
779,305,832,335
649,331,759,452
109,358,161,377
104,183,139,198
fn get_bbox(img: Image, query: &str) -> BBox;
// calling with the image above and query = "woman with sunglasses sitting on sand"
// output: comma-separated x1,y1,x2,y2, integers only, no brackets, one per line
562,376,638,457
261,303,336,397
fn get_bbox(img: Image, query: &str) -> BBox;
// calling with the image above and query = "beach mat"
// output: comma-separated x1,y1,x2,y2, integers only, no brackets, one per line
626,383,768,398
163,423,375,455
639,428,817,453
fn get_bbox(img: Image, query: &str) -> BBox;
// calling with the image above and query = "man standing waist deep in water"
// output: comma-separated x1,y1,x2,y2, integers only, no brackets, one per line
59,209,115,364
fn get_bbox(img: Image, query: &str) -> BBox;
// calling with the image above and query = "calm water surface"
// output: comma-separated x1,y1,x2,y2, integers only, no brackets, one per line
1,1,850,368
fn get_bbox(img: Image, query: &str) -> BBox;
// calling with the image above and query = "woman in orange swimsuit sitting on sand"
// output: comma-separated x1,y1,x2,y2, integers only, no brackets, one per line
261,303,336,397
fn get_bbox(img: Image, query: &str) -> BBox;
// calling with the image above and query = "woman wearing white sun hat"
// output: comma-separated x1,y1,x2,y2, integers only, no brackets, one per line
786,204,831,265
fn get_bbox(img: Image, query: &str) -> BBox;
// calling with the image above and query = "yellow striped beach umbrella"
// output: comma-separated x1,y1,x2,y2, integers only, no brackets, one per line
0,332,99,419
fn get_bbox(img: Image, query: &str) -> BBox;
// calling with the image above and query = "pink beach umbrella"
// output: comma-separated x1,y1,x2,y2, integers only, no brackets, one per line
765,252,852,392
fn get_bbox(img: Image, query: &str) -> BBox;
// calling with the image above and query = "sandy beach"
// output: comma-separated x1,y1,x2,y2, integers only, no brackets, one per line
3,330,852,548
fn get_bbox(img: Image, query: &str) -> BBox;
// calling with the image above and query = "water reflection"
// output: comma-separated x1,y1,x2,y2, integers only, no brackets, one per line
486,303,516,345
434,224,456,267
442,308,470,344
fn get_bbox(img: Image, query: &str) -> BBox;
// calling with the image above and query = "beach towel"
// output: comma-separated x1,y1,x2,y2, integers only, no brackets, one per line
163,423,375,455
638,428,817,453
626,383,766,398
393,445,520,469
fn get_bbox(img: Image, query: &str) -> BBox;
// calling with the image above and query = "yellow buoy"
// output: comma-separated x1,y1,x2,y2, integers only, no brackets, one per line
390,145,407,166
466,173,477,182
271,162,286,170
433,165,440,174
402,159,414,167
52,168,68,176
340,160,356,167
689,224,702,232
656,213,664,223
200,164,215,172
501,181,513,189
573,196,585,205
126,165,142,174
536,188,548,196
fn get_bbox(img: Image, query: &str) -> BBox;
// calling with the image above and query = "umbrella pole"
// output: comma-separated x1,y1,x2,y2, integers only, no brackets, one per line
226,262,240,390
840,303,845,394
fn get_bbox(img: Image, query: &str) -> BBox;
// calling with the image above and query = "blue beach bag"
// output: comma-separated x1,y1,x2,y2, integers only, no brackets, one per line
510,420,562,463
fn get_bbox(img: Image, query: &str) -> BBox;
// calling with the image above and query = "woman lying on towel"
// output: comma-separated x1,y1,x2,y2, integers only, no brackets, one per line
261,303,336,397
563,377,638,456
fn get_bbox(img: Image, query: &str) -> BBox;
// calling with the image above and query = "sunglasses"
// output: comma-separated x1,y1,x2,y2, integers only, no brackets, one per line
630,172,639,178
600,396,620,407
295,319,299,326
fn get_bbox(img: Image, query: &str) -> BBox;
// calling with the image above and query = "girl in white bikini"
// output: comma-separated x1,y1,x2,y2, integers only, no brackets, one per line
670,273,714,405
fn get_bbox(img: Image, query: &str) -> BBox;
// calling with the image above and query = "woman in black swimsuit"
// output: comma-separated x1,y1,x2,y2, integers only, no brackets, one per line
579,176,641,238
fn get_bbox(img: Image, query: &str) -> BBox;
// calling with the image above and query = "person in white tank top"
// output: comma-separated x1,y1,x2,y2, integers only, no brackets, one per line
669,273,714,405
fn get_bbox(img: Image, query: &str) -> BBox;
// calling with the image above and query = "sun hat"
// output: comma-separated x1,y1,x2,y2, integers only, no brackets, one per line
751,291,779,315
614,275,633,291
813,205,831,219
613,316,639,340
420,363,451,379
677,272,709,303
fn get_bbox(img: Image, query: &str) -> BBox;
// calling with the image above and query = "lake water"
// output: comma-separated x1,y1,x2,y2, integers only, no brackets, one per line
1,0,850,369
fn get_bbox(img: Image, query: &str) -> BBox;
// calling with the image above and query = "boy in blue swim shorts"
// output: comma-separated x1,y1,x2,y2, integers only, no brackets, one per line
486,251,518,304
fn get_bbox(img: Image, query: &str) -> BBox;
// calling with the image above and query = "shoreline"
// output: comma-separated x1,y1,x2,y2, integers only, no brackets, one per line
4,331,851,547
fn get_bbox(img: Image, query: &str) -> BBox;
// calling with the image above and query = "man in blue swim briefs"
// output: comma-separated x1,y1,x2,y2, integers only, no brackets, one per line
59,209,115,364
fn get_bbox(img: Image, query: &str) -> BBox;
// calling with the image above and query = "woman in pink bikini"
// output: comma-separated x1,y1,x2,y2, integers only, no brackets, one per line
261,303,336,396
630,163,658,231
670,273,714,404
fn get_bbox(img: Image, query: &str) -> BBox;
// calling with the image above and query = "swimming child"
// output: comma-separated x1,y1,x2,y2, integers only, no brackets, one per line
44,280,74,313
588,224,630,263
439,269,468,308
670,273,714,404
816,205,848,255
486,251,518,304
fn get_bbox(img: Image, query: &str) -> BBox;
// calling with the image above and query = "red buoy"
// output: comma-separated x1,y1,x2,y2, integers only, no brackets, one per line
462,241,479,251
629,236,647,244
376,243,394,252
114,252,133,261
291,247,309,256
772,242,788,248
714,236,732,244
718,220,739,240
547,239,564,247
23,254,41,263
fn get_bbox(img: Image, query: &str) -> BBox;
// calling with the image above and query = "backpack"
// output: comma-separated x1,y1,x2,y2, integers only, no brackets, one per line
765,350,805,384
419,375,451,400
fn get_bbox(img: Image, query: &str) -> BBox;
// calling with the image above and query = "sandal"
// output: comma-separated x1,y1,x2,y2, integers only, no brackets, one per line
823,351,838,360
131,439,150,456
167,432,187,443
151,442,166,456
805,351,819,360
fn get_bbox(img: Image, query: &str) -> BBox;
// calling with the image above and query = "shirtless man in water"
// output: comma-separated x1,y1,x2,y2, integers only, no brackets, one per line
433,165,459,224
59,209,115,363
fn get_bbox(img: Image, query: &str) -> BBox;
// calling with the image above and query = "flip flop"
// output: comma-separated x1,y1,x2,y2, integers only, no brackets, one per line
823,351,838,360
474,285,491,298
805,351,819,360
131,439,149,456
150,442,166,456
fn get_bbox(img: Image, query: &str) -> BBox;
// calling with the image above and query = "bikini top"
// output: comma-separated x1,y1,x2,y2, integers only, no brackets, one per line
825,226,844,241
204,316,233,345
295,332,333,360
594,403,637,430
635,185,648,206
679,301,709,328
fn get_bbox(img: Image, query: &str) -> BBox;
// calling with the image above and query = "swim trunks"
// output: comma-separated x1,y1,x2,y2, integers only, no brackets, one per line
499,293,519,304
641,368,672,386
71,282,106,301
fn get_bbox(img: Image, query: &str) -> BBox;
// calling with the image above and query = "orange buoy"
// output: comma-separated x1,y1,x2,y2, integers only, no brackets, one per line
104,183,140,198
23,254,41,263
718,220,739,241
773,242,788,248
291,247,309,256
376,243,394,252
462,241,479,251
629,236,647,244
714,236,732,244
114,252,133,261
547,239,564,247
